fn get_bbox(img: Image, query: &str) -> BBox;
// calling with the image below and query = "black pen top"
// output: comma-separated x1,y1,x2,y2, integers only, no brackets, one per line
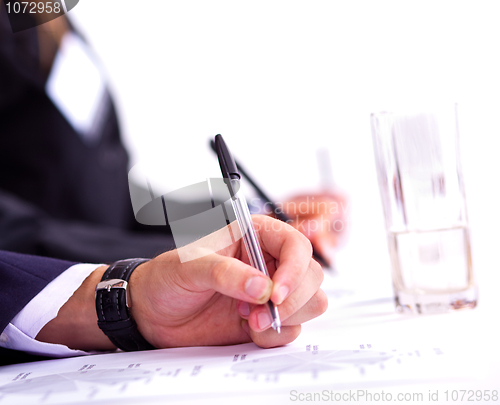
215,134,240,182
210,134,331,268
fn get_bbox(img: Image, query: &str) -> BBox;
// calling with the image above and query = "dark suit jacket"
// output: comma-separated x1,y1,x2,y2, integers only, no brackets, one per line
0,250,74,365
0,9,176,263
0,8,176,364
0,250,73,335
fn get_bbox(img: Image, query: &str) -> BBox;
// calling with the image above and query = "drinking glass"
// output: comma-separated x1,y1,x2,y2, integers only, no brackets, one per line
371,104,477,314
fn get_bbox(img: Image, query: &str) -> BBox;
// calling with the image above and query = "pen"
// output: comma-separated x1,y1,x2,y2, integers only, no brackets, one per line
214,134,281,333
209,139,330,269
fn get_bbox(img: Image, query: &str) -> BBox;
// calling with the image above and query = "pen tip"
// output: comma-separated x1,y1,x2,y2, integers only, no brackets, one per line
277,326,281,334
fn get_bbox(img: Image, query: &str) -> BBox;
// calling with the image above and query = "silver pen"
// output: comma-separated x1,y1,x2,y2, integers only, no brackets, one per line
214,134,281,333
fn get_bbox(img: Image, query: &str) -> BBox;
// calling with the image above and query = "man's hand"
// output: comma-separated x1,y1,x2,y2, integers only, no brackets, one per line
37,215,327,350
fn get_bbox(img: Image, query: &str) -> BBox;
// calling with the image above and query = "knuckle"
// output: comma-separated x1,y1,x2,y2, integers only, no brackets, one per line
314,289,329,315
280,291,299,319
299,232,313,256
311,259,324,284
210,260,231,287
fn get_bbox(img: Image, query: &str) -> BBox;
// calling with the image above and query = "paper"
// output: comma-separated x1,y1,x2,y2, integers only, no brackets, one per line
0,273,497,404
0,334,473,404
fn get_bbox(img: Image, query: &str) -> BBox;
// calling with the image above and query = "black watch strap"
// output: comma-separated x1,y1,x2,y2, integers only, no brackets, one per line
95,258,156,351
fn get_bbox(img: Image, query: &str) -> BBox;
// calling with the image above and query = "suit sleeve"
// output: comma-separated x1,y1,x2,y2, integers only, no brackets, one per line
1,263,100,360
0,259,101,365
0,249,75,334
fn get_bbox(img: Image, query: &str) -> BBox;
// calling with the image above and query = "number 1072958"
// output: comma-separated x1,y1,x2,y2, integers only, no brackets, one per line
5,2,62,14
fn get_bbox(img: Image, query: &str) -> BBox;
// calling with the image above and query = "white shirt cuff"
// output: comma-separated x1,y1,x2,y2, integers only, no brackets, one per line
0,263,102,358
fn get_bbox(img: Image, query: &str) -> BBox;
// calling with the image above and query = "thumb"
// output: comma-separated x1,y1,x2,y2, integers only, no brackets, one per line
181,253,273,304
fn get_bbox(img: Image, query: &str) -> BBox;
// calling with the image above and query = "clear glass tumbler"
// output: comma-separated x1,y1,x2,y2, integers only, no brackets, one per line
371,104,477,314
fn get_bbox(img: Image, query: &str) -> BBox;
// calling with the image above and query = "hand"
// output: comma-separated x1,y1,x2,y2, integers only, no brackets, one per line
37,215,327,350
130,215,326,348
281,192,348,266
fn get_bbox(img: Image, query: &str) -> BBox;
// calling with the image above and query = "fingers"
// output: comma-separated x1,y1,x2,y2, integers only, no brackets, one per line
247,276,325,331
251,216,313,306
241,289,327,348
269,252,323,324
279,289,328,326
241,320,302,349
234,216,327,350
245,257,326,333
275,259,324,323
238,289,328,328
176,252,273,305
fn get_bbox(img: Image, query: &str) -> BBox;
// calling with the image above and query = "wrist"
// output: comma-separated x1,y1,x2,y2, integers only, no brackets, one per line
126,250,179,349
127,257,162,348
95,259,155,351
36,265,116,351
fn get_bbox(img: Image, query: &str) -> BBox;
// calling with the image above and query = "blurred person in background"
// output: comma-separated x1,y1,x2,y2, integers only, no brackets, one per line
0,8,346,265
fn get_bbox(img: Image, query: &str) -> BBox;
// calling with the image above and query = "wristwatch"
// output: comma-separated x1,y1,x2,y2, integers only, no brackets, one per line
95,258,156,351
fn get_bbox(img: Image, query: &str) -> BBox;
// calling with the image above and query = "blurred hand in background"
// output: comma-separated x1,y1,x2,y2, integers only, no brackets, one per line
277,192,349,268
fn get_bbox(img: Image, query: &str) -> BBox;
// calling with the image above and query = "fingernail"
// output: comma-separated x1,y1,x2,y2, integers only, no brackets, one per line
276,285,289,304
245,277,271,300
238,301,250,317
257,311,272,330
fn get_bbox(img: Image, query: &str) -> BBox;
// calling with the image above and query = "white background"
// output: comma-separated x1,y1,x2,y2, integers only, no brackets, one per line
70,1,500,292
